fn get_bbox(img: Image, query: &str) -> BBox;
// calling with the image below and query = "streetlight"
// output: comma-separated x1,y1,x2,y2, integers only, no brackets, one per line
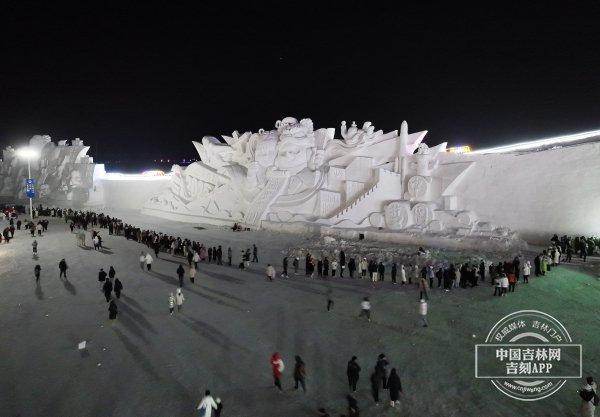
16,147,40,220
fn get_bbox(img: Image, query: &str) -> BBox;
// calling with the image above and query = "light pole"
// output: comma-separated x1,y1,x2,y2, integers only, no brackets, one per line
16,147,39,221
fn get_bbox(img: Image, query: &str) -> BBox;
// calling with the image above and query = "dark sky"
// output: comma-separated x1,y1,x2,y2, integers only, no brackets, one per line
1,1,599,169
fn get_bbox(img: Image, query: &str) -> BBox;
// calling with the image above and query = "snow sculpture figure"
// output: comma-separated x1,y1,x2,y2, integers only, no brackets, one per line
142,116,512,242
0,136,97,205
340,121,383,146
274,119,315,175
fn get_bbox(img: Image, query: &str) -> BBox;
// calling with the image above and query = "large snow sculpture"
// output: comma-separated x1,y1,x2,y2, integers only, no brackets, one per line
0,136,101,206
142,117,511,239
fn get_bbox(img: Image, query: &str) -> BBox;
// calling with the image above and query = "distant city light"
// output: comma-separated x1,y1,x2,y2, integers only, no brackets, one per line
142,170,166,176
101,171,172,181
470,129,600,154
446,145,472,154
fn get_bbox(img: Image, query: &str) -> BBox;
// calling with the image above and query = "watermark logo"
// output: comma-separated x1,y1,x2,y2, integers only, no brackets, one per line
475,310,581,401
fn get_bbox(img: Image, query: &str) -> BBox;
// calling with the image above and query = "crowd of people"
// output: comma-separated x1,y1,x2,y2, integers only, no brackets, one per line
4,205,598,416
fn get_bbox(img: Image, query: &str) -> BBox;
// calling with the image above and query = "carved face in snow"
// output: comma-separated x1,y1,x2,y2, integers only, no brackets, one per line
69,170,83,187
275,139,314,174
254,132,278,167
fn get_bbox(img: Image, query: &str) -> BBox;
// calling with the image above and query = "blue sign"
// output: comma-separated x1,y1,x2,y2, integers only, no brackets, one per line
25,178,35,198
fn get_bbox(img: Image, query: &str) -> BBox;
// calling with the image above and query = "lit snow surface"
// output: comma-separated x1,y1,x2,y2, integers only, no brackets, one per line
0,210,598,417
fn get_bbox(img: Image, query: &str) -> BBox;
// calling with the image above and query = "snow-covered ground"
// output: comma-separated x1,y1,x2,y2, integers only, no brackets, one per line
0,212,597,417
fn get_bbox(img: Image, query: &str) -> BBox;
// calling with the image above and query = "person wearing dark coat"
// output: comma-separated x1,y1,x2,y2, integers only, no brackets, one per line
323,257,329,277
348,257,356,278
512,257,520,281
108,266,116,280
391,263,397,283
370,367,381,405
339,250,346,277
317,259,323,277
108,299,118,320
34,264,41,282
177,264,185,287
293,355,307,392
114,278,123,298
347,356,361,392
375,354,389,389
103,279,113,302
377,262,385,281
282,256,289,278
98,268,107,282
479,260,485,282
59,259,68,278
534,255,541,276
305,253,311,276
216,245,222,265
387,368,403,407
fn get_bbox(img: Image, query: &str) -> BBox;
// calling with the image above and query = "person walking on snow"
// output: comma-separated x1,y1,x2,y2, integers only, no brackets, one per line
145,253,153,271
59,259,68,278
34,265,41,282
32,239,38,256
271,352,284,391
359,297,371,321
359,258,368,278
189,264,196,283
523,260,531,283
387,368,403,407
169,292,175,315
252,244,258,262
370,367,381,405
98,268,107,282
114,278,123,299
103,278,113,302
347,356,361,392
193,250,200,268
419,299,428,327
282,256,289,278
266,264,276,281
108,298,118,320
293,355,307,392
177,264,185,287
108,266,116,280
175,288,185,311
139,252,146,270
197,390,218,417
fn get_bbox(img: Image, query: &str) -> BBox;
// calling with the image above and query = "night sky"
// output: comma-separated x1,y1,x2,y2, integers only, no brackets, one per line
1,2,599,170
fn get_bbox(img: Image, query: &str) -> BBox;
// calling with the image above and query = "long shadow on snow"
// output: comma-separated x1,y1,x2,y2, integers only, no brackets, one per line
112,327,194,415
195,284,248,304
149,271,245,312
202,270,245,285
119,302,158,334
174,315,250,354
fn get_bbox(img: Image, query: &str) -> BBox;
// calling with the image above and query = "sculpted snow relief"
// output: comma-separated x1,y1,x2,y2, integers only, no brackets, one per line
142,117,507,239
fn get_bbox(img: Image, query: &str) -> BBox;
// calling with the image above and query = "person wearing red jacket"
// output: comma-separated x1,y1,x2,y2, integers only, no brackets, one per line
271,352,285,391
507,272,517,292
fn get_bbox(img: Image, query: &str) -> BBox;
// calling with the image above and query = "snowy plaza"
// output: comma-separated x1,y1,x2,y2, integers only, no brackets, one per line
0,210,598,416
2,3,600,416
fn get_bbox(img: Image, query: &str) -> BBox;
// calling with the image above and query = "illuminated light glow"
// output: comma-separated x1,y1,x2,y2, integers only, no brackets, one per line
446,145,471,154
15,147,40,160
101,172,172,181
470,129,600,154
142,170,165,176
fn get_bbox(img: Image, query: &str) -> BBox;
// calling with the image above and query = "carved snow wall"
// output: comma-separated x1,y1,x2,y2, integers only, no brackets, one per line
0,135,102,207
141,117,520,241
